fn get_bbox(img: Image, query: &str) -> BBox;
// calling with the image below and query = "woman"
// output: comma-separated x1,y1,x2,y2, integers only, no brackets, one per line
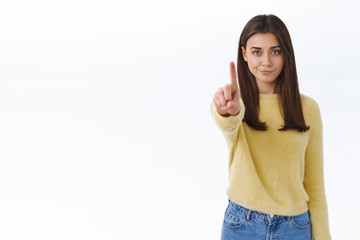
211,14,331,240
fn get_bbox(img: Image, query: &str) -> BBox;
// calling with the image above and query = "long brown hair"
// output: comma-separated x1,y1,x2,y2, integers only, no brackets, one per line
237,14,309,132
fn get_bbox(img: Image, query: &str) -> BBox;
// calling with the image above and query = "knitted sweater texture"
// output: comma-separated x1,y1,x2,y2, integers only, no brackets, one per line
211,93,331,240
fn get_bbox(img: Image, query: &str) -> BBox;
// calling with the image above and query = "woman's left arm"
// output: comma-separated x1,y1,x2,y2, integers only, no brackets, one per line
304,100,332,240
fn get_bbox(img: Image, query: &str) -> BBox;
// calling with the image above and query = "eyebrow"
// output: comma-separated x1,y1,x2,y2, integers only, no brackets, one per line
250,46,281,50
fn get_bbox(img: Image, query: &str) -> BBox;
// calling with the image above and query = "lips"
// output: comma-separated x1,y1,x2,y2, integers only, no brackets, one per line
260,70,273,75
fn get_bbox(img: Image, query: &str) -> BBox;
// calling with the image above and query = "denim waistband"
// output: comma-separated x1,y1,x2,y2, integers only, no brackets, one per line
228,199,308,221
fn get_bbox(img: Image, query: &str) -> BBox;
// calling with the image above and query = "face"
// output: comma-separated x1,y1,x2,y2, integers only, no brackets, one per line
242,32,284,94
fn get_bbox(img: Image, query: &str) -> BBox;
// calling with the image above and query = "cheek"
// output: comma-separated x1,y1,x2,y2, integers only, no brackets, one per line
278,61,284,71
247,58,260,69
277,57,284,69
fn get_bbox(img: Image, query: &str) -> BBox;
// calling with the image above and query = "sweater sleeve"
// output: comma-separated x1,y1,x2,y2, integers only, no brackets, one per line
210,97,245,148
303,101,331,240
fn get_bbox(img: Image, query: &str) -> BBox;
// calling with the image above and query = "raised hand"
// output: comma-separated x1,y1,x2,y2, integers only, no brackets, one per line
213,61,241,116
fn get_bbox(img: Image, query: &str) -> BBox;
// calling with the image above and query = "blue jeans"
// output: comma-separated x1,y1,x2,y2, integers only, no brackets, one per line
221,200,313,240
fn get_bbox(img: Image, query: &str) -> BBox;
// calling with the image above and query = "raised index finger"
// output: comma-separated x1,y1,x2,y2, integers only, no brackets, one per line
229,61,238,90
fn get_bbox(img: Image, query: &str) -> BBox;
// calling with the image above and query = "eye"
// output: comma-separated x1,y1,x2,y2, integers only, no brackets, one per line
252,51,261,56
272,50,281,55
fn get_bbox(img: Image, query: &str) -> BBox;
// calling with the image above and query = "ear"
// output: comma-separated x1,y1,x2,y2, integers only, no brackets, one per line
241,46,247,62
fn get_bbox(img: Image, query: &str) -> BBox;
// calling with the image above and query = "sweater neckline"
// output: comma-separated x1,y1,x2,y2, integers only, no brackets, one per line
259,93,279,97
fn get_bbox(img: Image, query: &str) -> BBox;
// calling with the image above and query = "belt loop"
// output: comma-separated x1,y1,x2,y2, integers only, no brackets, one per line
246,210,252,221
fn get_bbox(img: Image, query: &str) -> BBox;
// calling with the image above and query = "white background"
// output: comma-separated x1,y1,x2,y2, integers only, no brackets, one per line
0,0,359,239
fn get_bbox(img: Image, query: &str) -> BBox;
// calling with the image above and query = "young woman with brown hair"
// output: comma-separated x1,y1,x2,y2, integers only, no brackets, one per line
211,14,331,240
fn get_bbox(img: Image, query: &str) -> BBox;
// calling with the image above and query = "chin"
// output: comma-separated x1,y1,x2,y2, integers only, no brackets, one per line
257,77,277,83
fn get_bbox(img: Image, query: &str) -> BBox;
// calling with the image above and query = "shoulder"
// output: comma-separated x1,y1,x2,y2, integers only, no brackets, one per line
300,93,322,124
300,93,320,112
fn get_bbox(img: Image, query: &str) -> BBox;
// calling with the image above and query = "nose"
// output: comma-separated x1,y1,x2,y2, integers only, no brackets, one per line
262,53,272,66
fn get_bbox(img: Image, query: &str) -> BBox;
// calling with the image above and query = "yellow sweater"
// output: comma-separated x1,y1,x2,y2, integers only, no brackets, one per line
211,93,331,240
